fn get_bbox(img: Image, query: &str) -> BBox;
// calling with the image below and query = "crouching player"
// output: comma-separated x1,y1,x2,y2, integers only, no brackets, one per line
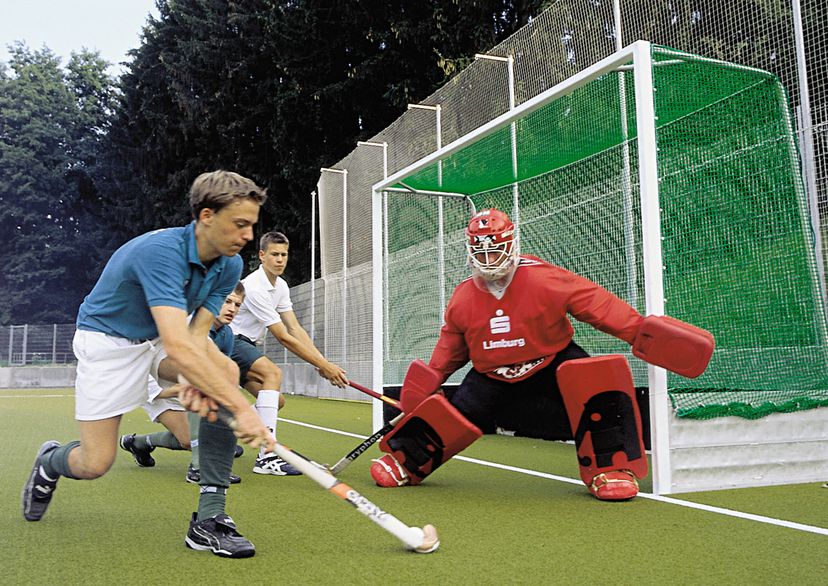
370,208,714,501
119,281,249,484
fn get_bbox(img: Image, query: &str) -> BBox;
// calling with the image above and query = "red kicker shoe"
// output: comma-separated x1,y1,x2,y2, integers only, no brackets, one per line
588,469,639,501
370,454,410,487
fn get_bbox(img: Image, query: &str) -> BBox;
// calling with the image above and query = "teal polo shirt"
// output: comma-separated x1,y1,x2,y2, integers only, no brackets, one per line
77,222,243,341
210,323,235,357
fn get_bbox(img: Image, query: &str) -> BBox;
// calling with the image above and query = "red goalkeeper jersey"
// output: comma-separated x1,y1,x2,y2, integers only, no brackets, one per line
428,255,643,382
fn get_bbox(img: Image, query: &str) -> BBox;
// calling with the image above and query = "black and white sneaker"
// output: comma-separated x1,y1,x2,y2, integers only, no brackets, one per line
22,440,61,521
119,434,156,467
234,444,244,458
185,513,255,558
185,464,241,485
253,453,302,476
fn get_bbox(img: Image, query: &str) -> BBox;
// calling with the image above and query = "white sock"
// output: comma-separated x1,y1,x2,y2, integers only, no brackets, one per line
255,390,280,459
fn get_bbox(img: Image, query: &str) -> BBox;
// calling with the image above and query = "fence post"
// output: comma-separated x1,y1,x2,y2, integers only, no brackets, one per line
310,190,317,345
22,324,28,365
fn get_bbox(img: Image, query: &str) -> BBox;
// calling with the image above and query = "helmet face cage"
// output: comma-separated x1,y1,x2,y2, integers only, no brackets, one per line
465,209,519,280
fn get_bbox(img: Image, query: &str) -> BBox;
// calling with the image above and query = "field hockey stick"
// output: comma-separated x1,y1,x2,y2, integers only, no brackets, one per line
348,380,402,409
329,411,405,475
217,407,439,554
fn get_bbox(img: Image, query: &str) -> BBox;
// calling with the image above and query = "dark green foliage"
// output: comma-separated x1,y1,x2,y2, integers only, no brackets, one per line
0,45,117,324
103,0,548,285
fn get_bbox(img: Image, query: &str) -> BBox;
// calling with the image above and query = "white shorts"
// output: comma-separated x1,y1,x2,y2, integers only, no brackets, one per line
142,375,185,422
73,330,165,421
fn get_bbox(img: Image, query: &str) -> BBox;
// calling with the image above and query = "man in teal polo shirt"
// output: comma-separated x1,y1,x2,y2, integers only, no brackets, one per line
21,170,274,559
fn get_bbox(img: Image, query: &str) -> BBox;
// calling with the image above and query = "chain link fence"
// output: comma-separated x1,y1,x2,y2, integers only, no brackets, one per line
0,324,77,366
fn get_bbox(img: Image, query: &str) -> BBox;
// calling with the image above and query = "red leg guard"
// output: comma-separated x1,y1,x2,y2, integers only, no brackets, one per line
378,394,482,485
557,355,648,495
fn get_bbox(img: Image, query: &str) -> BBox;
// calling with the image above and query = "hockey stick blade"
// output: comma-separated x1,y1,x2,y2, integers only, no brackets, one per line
217,407,439,553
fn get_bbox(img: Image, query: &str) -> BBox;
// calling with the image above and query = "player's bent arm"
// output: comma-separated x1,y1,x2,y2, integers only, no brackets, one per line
427,325,469,381
189,307,215,340
281,311,318,354
151,305,253,415
267,322,348,386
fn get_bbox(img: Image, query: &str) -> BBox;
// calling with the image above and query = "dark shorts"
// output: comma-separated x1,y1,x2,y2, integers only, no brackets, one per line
450,341,590,440
230,334,265,385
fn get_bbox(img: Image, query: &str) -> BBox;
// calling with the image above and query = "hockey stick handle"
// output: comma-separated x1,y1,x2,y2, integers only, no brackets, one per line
215,406,438,553
329,411,406,475
348,381,401,408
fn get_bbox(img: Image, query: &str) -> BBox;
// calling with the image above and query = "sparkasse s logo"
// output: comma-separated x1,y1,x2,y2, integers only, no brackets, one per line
489,309,510,334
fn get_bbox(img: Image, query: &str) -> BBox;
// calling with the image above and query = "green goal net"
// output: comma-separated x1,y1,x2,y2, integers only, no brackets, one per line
379,44,828,420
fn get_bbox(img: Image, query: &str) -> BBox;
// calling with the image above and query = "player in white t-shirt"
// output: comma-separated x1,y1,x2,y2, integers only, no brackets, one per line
231,231,348,475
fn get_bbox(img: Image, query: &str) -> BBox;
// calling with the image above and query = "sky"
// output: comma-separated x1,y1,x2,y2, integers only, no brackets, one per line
0,0,159,74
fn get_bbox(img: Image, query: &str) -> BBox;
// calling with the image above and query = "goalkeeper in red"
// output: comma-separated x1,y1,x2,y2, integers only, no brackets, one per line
370,208,714,500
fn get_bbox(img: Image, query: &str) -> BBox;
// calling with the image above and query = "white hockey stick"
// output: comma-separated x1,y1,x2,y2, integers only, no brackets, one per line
218,407,439,553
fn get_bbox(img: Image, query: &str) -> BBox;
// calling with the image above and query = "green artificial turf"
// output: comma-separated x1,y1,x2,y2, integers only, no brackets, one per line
1,389,825,585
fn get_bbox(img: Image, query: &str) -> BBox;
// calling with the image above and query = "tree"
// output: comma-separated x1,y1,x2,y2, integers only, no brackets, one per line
103,0,549,284
0,44,117,324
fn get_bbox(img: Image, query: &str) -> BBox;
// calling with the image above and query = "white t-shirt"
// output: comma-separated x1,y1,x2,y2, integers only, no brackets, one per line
230,266,293,343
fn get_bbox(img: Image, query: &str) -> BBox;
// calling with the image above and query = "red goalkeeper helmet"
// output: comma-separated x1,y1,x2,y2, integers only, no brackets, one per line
465,208,519,280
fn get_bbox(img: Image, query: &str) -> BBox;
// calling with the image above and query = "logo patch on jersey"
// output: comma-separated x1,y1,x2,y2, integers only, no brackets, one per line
484,309,524,350
489,309,511,334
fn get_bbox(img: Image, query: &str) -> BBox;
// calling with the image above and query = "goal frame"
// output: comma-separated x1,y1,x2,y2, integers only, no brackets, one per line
369,40,827,495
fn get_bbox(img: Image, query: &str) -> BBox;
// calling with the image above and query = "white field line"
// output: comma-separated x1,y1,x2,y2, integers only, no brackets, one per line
283,417,828,537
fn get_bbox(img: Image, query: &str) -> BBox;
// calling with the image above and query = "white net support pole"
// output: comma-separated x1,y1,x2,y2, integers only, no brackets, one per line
475,53,521,229
791,0,826,303
409,103,448,315
342,170,348,361
632,40,671,495
614,0,638,306
358,140,391,431
371,183,385,431
320,167,347,360
310,189,317,344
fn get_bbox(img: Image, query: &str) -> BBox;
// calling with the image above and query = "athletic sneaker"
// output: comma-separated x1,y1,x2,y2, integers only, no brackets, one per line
370,454,410,487
119,434,156,467
185,464,241,485
253,454,302,476
234,444,244,458
22,440,62,521
185,512,255,558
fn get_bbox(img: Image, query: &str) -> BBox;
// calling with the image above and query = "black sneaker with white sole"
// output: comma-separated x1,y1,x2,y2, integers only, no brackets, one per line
185,464,241,485
119,434,156,467
22,440,62,521
253,454,302,476
185,513,255,558
234,444,244,458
